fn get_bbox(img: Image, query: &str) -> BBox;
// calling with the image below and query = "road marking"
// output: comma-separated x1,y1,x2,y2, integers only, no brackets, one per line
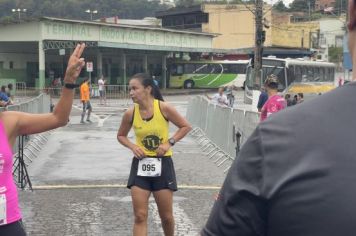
32,184,221,190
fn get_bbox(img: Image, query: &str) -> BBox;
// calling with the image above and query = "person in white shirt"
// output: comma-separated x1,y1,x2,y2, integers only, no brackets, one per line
206,87,228,106
98,76,106,105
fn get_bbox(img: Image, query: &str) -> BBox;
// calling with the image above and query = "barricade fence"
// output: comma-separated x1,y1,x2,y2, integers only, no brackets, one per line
14,85,129,99
11,85,131,107
187,96,260,165
0,93,51,190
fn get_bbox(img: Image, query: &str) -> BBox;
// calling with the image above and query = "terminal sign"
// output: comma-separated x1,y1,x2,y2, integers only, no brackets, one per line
86,62,93,72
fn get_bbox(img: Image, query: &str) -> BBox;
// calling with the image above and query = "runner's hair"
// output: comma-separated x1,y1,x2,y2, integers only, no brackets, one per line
131,73,164,101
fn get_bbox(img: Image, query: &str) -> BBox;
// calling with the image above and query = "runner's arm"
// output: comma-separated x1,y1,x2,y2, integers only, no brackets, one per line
117,108,146,158
5,43,85,138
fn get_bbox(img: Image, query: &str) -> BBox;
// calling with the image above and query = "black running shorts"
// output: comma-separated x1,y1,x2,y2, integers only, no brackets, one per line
127,157,177,192
0,220,27,236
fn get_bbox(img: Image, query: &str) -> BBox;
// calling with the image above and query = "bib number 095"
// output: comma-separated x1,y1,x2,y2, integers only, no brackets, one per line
137,158,162,177
141,163,156,172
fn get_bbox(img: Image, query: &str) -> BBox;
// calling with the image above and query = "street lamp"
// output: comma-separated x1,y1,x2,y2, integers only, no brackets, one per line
85,9,98,21
12,8,27,21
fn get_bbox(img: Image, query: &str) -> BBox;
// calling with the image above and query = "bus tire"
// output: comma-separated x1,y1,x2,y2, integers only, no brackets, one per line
242,81,246,90
184,80,194,89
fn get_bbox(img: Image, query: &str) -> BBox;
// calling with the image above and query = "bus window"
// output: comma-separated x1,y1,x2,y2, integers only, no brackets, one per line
171,64,183,76
222,64,231,73
319,67,325,81
295,66,302,82
314,67,321,81
184,64,196,74
286,66,295,85
236,64,247,74
207,64,223,74
195,64,209,74
327,68,334,81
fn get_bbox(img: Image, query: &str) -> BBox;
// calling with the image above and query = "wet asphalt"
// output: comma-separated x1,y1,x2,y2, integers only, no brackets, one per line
18,95,231,236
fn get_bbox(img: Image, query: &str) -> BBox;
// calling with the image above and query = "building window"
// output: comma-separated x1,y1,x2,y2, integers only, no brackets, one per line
196,13,208,23
184,15,196,25
9,61,14,69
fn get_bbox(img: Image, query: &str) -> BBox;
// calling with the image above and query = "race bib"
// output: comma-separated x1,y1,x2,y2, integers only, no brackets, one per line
137,158,162,177
0,194,6,225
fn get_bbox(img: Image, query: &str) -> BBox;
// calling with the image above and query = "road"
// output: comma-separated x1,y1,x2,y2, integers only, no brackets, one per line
18,94,233,236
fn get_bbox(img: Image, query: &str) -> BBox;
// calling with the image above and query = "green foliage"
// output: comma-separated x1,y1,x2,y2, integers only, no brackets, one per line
328,46,343,63
289,0,315,12
0,0,170,21
273,1,288,11
175,0,202,7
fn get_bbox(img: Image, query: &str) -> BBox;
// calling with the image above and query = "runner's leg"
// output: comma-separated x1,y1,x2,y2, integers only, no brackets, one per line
131,186,151,236
153,189,174,236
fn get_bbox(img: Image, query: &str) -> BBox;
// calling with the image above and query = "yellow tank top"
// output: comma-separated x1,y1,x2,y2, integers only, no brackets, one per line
133,99,172,157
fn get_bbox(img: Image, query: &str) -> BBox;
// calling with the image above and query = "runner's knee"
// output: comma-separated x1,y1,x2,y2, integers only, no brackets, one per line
134,210,148,224
160,213,174,225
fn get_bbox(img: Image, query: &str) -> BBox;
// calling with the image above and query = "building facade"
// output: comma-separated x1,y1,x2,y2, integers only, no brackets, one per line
156,3,273,50
0,17,214,88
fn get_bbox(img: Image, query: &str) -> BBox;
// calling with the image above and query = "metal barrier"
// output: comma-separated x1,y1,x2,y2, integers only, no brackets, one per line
0,93,51,190
25,85,131,106
187,96,260,171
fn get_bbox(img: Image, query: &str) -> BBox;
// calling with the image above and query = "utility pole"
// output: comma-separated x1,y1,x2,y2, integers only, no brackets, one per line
254,0,264,87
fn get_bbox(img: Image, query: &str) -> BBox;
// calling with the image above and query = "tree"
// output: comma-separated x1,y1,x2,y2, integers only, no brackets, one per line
273,1,288,11
0,0,171,22
289,0,315,12
328,46,343,63
175,0,202,7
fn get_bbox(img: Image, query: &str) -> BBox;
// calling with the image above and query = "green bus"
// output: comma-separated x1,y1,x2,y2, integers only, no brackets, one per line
168,60,249,89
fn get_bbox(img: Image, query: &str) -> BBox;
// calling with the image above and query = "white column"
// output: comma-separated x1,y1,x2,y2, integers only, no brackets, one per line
162,54,167,89
38,40,46,89
143,54,148,73
97,50,103,80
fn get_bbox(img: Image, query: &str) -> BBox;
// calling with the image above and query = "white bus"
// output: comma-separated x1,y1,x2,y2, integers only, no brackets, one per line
244,57,336,104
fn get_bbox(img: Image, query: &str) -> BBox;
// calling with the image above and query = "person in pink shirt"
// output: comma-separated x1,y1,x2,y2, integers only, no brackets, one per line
260,74,286,122
0,44,85,235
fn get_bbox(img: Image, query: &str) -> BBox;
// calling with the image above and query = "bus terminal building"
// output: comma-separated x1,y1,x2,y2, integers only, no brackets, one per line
0,17,215,88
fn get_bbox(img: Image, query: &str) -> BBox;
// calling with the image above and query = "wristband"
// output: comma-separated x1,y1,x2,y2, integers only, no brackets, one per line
64,83,79,89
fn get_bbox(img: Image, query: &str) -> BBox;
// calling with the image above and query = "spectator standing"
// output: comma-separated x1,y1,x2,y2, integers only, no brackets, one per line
206,87,229,106
152,75,159,87
297,93,304,104
202,3,356,235
225,86,235,108
257,87,268,112
260,74,286,121
98,76,106,105
0,86,12,106
80,78,92,123
285,94,293,106
6,84,13,100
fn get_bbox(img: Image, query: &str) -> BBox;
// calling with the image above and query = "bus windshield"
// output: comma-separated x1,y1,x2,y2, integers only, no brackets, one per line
246,65,286,91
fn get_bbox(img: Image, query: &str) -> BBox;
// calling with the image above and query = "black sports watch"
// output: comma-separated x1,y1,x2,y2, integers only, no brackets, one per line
64,83,80,89
168,138,176,146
